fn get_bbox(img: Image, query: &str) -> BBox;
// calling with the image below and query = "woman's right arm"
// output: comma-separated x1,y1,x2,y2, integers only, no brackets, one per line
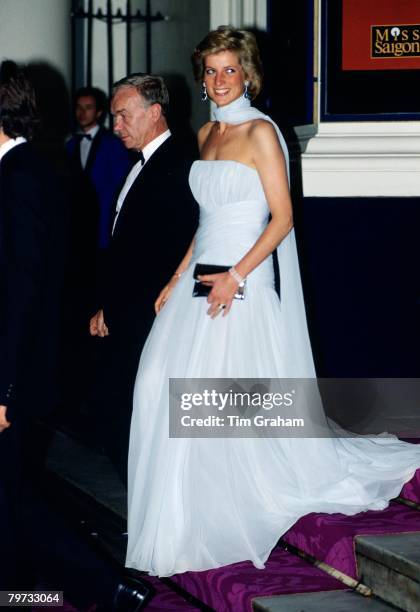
154,237,196,314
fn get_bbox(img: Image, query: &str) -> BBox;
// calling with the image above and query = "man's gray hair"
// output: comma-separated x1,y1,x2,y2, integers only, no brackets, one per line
112,73,169,116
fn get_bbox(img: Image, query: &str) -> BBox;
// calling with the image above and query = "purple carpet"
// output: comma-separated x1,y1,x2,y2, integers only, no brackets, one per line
282,501,420,579
32,584,197,612
144,575,198,611
45,562,343,612
400,468,420,504
169,547,345,612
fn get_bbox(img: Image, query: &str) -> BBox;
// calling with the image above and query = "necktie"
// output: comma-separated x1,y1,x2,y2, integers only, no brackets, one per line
136,149,145,166
76,133,92,141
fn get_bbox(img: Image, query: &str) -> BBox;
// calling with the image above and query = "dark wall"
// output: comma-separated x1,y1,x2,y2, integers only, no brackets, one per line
267,0,314,128
296,197,420,377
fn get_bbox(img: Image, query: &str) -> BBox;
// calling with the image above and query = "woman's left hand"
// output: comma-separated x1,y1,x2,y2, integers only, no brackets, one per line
197,272,239,318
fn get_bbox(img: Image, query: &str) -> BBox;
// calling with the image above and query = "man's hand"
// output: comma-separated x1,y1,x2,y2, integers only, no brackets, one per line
0,405,11,433
89,309,109,337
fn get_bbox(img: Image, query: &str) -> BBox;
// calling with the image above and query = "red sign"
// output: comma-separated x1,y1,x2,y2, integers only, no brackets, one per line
342,0,420,70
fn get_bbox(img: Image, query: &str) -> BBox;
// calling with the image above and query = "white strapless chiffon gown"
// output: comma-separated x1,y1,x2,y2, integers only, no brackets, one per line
126,159,420,577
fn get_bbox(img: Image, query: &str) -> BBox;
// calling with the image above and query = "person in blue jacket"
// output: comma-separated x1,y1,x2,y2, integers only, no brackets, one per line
63,87,133,421
66,86,133,253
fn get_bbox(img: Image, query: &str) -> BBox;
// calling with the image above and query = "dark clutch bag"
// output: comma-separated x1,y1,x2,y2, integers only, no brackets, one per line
192,263,246,300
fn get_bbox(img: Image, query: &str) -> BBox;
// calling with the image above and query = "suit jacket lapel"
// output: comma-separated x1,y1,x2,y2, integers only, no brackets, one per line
112,136,173,238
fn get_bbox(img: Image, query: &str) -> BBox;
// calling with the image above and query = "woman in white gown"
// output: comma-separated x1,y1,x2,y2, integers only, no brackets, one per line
126,26,420,577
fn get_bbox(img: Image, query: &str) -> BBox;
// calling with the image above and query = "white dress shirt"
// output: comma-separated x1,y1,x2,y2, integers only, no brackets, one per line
0,136,26,163
79,124,100,169
112,129,171,234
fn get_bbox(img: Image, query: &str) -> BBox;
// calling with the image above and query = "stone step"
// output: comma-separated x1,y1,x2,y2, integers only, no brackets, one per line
45,428,126,520
282,502,420,580
253,590,400,611
356,533,420,612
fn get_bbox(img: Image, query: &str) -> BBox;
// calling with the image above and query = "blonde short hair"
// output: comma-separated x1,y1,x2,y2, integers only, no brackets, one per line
191,26,263,99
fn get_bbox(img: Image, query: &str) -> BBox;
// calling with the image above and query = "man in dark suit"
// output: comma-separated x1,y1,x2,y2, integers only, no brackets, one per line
0,61,68,588
90,74,198,483
90,74,198,486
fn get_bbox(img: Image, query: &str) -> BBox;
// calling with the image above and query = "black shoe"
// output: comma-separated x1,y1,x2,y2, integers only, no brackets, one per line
112,572,155,611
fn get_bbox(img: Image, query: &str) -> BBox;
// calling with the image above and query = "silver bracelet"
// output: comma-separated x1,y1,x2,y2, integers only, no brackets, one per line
229,266,245,285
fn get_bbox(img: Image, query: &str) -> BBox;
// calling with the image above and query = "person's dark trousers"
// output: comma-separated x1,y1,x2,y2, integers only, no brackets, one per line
0,419,24,590
0,415,54,590
91,335,145,488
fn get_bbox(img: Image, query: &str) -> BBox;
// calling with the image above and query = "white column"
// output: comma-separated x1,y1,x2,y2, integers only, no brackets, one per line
0,0,71,86
301,121,420,197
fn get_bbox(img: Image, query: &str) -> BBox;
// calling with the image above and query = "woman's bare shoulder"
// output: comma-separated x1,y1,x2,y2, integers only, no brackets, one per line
248,118,277,139
247,119,282,156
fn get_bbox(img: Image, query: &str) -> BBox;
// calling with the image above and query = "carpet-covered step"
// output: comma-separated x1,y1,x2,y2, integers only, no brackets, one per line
252,589,400,611
170,546,346,612
356,533,420,612
282,502,420,579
